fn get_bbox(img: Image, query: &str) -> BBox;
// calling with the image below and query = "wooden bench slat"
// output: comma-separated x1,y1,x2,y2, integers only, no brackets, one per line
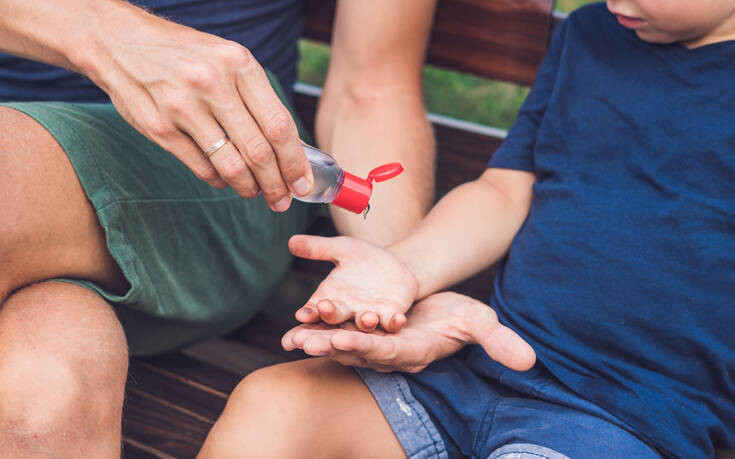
226,312,308,361
127,360,228,422
303,0,554,86
122,387,212,459
183,338,290,375
136,353,242,395
123,437,178,459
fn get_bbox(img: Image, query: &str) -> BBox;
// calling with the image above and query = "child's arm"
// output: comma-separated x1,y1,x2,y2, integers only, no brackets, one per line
389,166,534,299
290,166,535,331
289,15,567,334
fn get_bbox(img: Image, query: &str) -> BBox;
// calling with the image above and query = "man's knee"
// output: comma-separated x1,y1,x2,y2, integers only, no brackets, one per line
0,353,86,438
0,284,129,445
0,345,128,444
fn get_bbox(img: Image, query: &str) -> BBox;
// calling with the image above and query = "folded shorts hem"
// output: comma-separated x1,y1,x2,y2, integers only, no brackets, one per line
354,368,449,459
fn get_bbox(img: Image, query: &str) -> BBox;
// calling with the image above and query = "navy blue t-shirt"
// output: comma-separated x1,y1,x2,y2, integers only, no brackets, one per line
0,0,302,103
486,3,734,457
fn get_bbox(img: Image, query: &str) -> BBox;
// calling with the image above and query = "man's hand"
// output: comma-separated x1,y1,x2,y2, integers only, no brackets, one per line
282,291,536,373
0,0,314,212
290,235,419,332
91,6,314,211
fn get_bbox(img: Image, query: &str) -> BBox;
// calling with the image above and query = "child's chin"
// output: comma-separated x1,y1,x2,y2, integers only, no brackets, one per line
634,30,681,45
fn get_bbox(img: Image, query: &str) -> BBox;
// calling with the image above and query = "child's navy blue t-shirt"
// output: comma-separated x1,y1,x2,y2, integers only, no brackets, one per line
487,3,734,457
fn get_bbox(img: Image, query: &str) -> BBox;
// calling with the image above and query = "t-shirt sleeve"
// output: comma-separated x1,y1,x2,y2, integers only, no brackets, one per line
488,20,568,172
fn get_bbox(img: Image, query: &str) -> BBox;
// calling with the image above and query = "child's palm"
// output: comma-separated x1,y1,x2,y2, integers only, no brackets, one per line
289,235,418,332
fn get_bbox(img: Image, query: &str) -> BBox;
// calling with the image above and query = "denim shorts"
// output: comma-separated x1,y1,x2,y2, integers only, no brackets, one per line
356,346,662,459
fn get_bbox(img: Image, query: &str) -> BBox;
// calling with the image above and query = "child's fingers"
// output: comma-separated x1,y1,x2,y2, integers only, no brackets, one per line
379,312,407,333
356,312,379,332
294,303,320,323
288,234,345,262
316,299,355,325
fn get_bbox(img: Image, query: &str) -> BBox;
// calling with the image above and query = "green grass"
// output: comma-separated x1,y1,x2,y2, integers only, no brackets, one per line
297,1,597,130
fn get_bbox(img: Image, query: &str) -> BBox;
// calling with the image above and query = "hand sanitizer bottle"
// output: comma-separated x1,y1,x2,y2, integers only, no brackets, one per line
295,143,403,215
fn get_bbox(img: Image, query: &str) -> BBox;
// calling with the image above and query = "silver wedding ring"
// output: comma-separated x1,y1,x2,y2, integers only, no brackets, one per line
203,136,229,158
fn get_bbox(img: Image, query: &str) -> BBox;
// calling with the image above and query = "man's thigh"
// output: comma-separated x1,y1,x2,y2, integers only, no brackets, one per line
0,105,126,297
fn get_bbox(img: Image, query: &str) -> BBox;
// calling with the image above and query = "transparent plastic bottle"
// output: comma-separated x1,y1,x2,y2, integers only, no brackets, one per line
294,143,404,214
296,144,344,204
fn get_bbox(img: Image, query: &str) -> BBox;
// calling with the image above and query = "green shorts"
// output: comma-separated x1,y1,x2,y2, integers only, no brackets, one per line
2,73,317,355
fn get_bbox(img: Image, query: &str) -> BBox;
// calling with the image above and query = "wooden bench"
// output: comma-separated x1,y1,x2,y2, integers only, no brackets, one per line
122,1,734,458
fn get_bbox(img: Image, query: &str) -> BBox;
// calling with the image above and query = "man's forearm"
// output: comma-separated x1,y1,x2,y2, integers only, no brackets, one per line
0,0,140,75
316,82,435,246
388,168,535,299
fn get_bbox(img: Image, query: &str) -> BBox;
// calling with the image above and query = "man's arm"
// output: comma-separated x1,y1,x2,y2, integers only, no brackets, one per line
316,0,437,246
0,0,314,212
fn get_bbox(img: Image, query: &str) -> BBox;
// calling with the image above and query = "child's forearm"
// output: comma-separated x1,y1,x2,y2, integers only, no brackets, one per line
389,167,535,299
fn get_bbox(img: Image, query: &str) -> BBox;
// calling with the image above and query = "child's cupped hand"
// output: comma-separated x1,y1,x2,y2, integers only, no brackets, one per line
288,234,419,333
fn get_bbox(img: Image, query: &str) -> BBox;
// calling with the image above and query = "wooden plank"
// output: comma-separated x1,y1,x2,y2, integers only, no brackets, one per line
136,353,241,395
127,359,228,422
303,0,554,86
123,438,177,459
122,387,212,459
183,338,289,375
227,312,308,361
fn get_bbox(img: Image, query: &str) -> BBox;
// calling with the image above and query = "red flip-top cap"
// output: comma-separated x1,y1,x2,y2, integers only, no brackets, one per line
332,162,403,214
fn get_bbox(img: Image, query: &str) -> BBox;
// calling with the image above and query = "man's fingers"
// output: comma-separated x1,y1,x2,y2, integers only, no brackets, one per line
235,64,312,194
327,350,370,368
478,323,536,372
173,107,263,195
301,332,335,356
330,330,398,364
290,327,335,350
288,235,349,263
281,323,331,351
207,141,261,197
157,130,228,188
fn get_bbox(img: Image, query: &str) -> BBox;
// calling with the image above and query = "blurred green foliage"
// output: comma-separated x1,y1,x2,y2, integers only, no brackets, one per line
297,0,596,130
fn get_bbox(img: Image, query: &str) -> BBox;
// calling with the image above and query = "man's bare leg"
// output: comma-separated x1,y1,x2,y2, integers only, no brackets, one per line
198,358,406,459
0,106,129,458
0,282,128,458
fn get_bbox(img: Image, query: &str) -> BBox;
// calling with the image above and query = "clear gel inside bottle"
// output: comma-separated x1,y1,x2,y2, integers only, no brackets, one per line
295,144,345,204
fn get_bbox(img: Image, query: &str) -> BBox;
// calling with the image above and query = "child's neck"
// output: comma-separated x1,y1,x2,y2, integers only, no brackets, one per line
681,14,735,49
